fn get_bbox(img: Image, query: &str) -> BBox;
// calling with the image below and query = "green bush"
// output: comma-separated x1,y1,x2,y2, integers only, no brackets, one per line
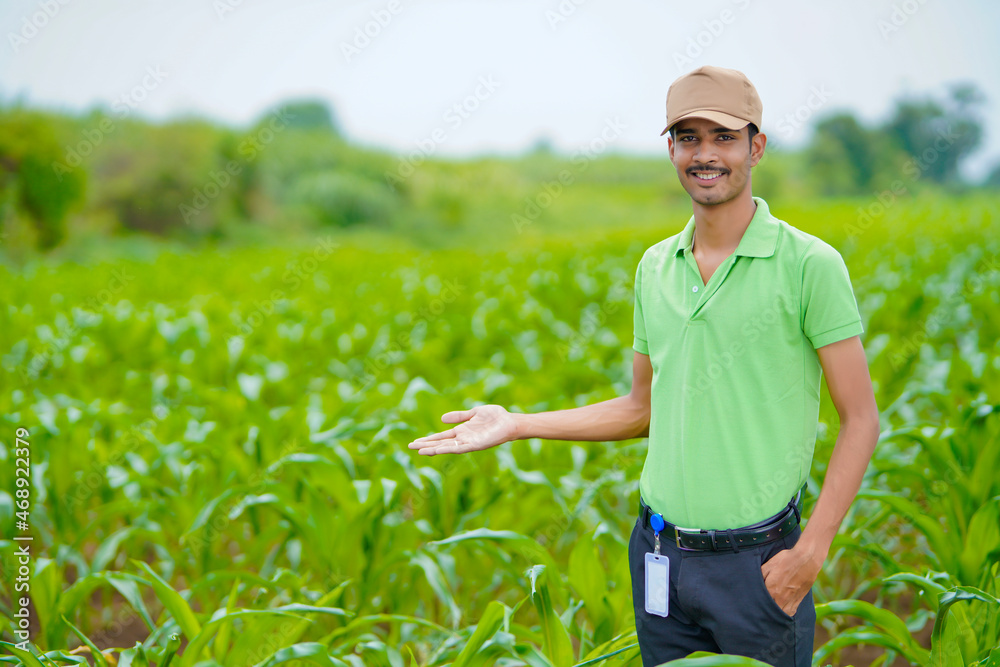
291,170,399,228
95,119,241,236
0,108,86,249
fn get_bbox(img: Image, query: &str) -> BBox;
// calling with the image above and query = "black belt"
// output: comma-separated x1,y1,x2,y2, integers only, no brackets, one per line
638,486,804,553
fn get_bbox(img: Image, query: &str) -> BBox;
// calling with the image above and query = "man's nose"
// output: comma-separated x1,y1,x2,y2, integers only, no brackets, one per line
693,141,718,163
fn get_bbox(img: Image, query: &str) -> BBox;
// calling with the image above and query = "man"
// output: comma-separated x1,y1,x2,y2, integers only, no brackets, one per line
407,65,879,667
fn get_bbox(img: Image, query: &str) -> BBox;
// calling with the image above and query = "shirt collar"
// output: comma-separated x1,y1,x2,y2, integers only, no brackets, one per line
675,196,779,259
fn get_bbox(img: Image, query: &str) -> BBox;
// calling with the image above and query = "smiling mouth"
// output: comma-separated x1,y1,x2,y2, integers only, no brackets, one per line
690,170,726,183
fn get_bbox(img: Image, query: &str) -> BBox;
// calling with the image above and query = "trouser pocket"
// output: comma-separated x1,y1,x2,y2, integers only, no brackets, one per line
751,545,796,623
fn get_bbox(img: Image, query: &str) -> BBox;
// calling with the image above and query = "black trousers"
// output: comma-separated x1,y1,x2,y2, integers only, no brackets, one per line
628,501,816,666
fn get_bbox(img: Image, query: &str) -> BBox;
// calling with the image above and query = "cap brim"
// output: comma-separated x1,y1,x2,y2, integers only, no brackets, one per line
660,109,750,136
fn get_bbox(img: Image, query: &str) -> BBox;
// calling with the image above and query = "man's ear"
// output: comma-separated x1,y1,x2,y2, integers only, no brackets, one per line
749,132,767,168
667,133,675,164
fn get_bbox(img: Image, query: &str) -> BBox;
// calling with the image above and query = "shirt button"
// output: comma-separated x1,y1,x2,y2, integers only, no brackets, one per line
692,286,699,292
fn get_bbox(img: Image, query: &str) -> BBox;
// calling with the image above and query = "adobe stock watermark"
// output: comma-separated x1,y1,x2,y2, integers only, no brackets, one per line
877,0,930,40
19,267,134,382
8,0,72,53
228,235,339,340
67,418,157,511
845,122,962,242
682,290,797,399
407,449,479,515
179,108,292,224
776,85,832,140
726,446,812,528
213,0,248,19
672,0,754,72
351,278,465,394
545,0,588,30
556,277,631,361
384,75,501,191
888,251,1000,371
183,437,304,554
340,0,405,63
51,65,168,181
511,116,628,234
514,443,636,556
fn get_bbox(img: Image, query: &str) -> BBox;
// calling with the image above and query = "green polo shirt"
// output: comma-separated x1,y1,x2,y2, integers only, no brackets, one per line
633,196,864,530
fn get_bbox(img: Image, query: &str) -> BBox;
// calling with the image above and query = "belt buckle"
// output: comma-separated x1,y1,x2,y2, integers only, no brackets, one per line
673,525,699,552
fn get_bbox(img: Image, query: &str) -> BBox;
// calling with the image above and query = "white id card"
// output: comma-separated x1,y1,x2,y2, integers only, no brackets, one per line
644,552,669,617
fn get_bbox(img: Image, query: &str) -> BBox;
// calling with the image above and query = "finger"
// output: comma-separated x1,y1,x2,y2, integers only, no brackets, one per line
420,441,468,456
441,409,476,423
408,429,457,448
410,438,451,451
409,440,435,451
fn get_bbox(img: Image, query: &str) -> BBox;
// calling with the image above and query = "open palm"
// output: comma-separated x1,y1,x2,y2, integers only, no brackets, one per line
406,404,520,456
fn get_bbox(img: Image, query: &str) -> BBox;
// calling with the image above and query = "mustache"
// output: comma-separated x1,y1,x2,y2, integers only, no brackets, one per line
686,165,729,174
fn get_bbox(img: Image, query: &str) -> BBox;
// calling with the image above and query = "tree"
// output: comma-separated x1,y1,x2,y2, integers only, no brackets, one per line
986,161,1000,189
528,135,555,155
266,99,341,135
96,119,235,236
0,108,87,249
806,113,875,195
804,112,902,196
883,83,984,184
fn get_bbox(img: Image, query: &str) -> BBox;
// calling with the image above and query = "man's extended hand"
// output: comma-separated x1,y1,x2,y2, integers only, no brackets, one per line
406,404,520,456
760,543,825,617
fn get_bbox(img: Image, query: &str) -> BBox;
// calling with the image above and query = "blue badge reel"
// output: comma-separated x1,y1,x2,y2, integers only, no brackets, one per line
645,512,669,617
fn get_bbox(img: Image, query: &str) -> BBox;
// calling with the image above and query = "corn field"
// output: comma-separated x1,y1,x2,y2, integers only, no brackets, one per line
1,195,999,666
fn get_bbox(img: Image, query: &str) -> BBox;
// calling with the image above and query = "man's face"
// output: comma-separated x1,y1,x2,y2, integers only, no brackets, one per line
667,117,766,207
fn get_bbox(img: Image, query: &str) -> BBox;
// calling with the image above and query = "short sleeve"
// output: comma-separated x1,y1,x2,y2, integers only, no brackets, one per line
633,259,649,355
800,241,864,349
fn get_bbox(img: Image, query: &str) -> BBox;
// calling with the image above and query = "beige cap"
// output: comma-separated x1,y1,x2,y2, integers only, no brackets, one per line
660,65,763,136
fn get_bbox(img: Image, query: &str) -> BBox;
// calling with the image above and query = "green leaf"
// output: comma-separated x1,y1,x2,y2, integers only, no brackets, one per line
60,615,109,667
573,641,639,666
116,646,135,667
180,486,244,539
813,628,918,664
959,499,1000,585
857,490,957,572
276,587,352,649
131,560,202,641
213,577,241,660
91,527,140,571
931,585,1000,656
430,527,560,573
973,646,1000,667
451,600,507,667
0,642,47,667
58,572,155,633
252,642,336,667
32,651,87,667
118,641,151,667
181,604,346,667
32,558,61,645
815,599,930,664
160,633,182,667
528,565,575,667
568,529,609,635
656,651,774,665
409,549,462,628
319,612,450,646
105,574,156,630
883,571,949,612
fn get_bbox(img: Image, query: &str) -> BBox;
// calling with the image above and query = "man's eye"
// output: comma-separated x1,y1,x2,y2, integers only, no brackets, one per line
719,135,734,140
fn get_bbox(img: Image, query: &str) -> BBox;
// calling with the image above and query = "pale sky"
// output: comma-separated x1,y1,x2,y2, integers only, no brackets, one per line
2,0,999,178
